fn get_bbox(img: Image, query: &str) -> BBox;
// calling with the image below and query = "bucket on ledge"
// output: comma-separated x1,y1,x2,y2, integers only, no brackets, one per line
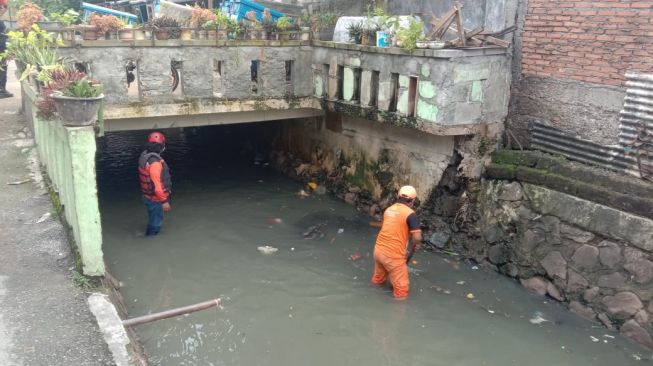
376,31,391,48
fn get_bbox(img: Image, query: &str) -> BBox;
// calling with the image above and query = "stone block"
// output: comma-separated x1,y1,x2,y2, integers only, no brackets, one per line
453,64,490,83
540,251,567,280
569,301,597,322
560,224,594,243
377,81,392,111
621,319,653,349
471,80,483,102
421,64,430,77
399,75,410,88
328,56,338,76
571,245,599,270
598,272,627,289
418,81,437,99
314,74,324,98
521,276,549,296
583,286,600,302
567,270,589,293
635,310,649,326
498,182,523,201
547,282,564,301
602,292,643,319
625,259,653,284
488,244,510,265
598,313,614,330
598,240,622,268
328,75,339,100
396,90,409,115
345,56,361,67
343,67,355,102
499,263,519,277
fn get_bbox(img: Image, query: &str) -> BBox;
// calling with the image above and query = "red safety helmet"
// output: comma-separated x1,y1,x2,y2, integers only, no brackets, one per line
147,132,166,144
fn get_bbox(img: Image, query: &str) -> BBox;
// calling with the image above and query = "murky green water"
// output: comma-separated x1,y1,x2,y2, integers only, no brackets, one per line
98,125,648,366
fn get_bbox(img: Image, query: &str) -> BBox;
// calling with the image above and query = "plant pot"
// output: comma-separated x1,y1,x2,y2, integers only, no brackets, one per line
312,30,320,41
107,31,119,40
196,29,207,40
300,27,310,41
154,29,169,40
61,27,75,41
428,41,445,49
207,30,217,40
416,41,429,49
120,29,134,41
79,26,99,40
133,29,146,40
144,29,152,40
51,92,104,126
180,28,193,40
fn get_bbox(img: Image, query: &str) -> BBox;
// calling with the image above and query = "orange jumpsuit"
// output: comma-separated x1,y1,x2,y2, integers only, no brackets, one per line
371,203,421,298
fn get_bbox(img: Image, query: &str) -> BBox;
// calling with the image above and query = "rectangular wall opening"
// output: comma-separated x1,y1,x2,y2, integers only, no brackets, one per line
369,70,380,107
171,60,183,97
285,60,294,97
323,63,330,97
408,76,418,117
212,59,223,98
126,60,140,100
337,65,344,100
251,60,260,94
389,73,399,112
352,68,361,103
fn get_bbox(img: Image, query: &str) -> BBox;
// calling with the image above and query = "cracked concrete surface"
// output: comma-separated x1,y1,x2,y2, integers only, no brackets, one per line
0,63,114,365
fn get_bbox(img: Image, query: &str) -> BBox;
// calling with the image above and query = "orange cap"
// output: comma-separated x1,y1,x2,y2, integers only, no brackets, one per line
398,185,417,200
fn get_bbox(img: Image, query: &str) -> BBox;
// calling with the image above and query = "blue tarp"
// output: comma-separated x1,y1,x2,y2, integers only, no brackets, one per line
220,0,284,22
81,2,138,24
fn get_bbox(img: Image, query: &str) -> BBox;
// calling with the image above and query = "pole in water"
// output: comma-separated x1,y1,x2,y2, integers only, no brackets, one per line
122,298,221,327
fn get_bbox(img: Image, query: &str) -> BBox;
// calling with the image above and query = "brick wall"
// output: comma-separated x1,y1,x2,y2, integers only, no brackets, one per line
521,0,653,86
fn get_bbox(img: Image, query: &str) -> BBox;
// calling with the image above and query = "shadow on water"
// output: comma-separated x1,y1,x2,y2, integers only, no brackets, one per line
97,124,649,366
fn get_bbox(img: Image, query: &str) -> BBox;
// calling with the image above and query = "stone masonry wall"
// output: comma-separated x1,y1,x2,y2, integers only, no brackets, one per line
508,0,653,147
465,179,653,348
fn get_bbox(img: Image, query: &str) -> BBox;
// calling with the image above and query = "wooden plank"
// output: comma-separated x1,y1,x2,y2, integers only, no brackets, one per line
454,3,466,46
476,34,511,47
427,8,458,39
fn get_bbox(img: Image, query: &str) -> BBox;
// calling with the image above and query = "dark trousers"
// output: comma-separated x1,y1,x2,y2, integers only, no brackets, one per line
0,20,6,91
143,197,164,236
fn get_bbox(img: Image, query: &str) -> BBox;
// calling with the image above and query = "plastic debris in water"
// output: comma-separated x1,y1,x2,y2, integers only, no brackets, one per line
307,181,318,190
337,228,344,234
590,336,599,342
529,311,551,325
456,281,466,285
267,217,283,225
412,260,418,265
350,252,362,261
466,293,475,300
257,245,278,255
487,309,495,314
471,266,479,270
297,189,310,198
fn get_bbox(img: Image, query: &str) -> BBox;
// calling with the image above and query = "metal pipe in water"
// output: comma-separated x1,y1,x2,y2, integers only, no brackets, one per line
122,298,221,327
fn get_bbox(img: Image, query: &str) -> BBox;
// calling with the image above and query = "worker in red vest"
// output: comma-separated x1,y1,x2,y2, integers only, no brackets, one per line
371,186,422,299
138,132,172,236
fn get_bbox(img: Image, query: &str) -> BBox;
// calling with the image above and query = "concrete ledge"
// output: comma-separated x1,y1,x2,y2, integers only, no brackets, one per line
313,41,508,58
60,39,308,48
523,183,653,251
487,150,653,219
88,294,132,366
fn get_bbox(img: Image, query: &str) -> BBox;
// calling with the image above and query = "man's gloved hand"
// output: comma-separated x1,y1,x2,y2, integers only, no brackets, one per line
162,202,171,212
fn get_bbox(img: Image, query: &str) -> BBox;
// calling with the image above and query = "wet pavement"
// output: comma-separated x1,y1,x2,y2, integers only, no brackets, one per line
99,126,650,366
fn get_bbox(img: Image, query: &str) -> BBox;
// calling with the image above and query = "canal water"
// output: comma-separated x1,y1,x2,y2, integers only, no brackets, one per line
98,125,648,366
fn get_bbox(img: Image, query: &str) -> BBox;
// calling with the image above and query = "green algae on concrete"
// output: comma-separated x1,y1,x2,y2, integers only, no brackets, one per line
418,80,437,99
471,80,483,102
421,64,430,77
399,75,410,88
343,68,355,101
416,98,439,122
32,114,104,276
314,75,324,97
453,64,490,83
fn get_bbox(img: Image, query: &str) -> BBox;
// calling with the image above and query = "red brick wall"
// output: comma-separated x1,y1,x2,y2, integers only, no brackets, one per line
521,0,653,86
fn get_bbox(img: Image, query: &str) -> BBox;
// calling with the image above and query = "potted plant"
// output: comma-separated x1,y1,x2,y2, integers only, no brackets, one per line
190,5,216,28
51,77,104,126
17,2,44,33
396,17,423,53
261,8,276,40
37,68,86,120
311,12,338,41
0,24,63,85
299,10,311,41
347,21,363,44
276,16,293,41
49,9,79,41
149,16,181,40
88,13,124,40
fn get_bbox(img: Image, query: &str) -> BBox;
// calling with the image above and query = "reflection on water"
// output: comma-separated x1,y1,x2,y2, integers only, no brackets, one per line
98,125,649,366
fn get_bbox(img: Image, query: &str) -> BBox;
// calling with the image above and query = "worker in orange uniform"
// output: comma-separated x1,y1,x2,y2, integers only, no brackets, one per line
371,185,422,299
138,132,172,236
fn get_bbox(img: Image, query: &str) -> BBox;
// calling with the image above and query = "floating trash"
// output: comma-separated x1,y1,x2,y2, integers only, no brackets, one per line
337,228,344,234
349,252,362,261
456,281,466,285
590,336,599,342
529,311,551,325
466,293,475,300
257,245,278,254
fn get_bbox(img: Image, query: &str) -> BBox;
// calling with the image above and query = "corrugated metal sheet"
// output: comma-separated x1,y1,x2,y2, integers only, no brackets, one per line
529,72,653,182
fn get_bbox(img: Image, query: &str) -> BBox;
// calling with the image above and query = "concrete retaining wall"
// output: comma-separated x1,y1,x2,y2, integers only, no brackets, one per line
22,82,104,276
272,116,455,205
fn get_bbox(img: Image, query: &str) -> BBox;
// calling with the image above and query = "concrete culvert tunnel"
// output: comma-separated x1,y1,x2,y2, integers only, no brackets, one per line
95,119,647,365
